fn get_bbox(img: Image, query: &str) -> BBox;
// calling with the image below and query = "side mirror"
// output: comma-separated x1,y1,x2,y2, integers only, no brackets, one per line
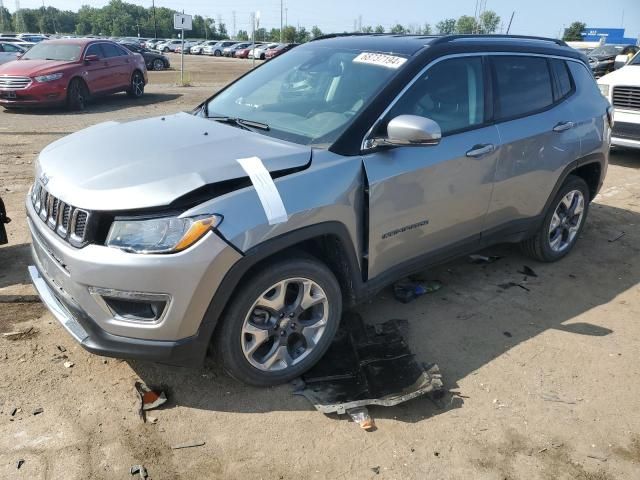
614,54,629,70
84,54,99,63
367,115,441,149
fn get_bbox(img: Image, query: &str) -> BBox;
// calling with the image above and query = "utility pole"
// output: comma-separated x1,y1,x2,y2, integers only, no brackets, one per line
15,0,21,33
285,8,288,29
280,0,283,42
232,11,236,39
358,14,362,32
152,0,157,38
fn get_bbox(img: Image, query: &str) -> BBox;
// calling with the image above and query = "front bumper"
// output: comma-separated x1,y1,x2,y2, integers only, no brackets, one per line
611,110,640,148
26,195,242,365
0,78,67,107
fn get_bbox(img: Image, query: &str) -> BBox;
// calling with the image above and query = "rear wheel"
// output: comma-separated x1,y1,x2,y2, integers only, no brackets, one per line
214,50,221,57
152,59,165,71
521,175,590,262
66,78,89,111
126,71,145,98
216,256,342,386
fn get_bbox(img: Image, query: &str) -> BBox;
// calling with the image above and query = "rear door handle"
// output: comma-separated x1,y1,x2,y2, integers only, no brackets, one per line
553,121,575,132
466,144,495,158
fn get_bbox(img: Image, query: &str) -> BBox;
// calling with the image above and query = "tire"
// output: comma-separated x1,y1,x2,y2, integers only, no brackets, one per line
521,175,590,262
214,50,221,57
152,59,164,71
216,255,342,386
260,53,266,60
163,47,169,53
66,78,89,111
126,71,145,98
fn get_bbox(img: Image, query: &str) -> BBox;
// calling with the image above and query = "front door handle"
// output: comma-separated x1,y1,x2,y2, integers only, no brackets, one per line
466,144,495,158
553,121,575,132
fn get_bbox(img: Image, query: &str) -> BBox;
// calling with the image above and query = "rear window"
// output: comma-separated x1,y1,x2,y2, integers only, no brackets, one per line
492,56,553,120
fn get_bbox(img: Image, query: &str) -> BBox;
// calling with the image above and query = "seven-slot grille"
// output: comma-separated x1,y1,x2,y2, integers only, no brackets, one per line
31,181,90,246
0,76,31,89
612,86,640,111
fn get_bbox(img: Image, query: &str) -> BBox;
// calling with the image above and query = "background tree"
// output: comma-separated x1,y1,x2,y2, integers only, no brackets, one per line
436,18,456,34
361,25,373,33
295,26,310,43
311,25,323,38
563,21,586,41
374,25,385,34
478,10,500,34
422,23,432,35
282,25,296,42
455,15,477,34
390,24,406,34
236,29,249,41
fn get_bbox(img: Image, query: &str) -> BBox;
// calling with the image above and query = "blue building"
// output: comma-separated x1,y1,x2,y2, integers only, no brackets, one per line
581,27,638,45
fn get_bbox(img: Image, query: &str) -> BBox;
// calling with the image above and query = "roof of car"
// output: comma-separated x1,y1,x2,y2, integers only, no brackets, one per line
39,38,112,46
310,33,574,56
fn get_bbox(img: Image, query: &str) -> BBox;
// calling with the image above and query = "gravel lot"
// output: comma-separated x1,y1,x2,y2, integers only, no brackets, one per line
1,54,639,479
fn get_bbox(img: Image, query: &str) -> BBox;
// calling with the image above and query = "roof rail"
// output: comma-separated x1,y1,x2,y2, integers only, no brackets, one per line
310,32,438,42
431,34,568,47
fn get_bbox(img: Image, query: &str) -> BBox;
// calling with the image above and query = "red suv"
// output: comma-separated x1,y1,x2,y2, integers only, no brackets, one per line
0,39,147,110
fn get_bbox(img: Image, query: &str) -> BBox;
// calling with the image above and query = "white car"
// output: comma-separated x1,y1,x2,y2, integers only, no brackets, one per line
156,39,183,53
249,43,279,60
598,52,640,149
0,41,25,65
191,40,216,55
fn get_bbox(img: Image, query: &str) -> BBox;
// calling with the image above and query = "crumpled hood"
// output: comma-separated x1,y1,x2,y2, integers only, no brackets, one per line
37,112,311,211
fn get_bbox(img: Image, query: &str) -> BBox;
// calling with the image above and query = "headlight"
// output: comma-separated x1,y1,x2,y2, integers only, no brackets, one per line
34,73,63,83
598,84,610,97
106,215,221,254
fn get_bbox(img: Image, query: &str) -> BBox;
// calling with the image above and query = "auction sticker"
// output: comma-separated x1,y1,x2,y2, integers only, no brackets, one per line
353,52,407,69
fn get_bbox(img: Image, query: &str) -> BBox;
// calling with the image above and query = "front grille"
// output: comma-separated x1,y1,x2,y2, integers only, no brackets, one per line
612,121,640,141
31,181,91,247
0,76,32,89
612,86,640,111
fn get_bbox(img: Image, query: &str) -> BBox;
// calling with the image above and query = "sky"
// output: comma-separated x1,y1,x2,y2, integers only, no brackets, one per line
5,0,640,39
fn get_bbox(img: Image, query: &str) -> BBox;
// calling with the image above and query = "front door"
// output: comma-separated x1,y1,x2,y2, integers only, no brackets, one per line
82,43,110,93
363,56,500,279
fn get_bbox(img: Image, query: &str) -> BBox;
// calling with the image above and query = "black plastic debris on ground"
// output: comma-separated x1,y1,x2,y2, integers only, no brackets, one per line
295,312,443,415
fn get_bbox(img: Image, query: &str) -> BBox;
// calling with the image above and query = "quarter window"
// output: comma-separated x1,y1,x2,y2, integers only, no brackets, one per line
102,43,127,57
492,56,553,120
387,57,485,135
550,59,572,100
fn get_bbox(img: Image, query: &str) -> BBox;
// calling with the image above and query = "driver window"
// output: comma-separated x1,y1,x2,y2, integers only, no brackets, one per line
387,56,485,135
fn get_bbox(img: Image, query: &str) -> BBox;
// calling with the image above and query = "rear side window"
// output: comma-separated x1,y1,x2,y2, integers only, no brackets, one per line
85,44,104,59
492,56,553,120
102,43,128,57
550,59,572,99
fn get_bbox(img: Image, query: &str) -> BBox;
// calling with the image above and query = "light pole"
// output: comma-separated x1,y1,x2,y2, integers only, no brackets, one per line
152,0,157,38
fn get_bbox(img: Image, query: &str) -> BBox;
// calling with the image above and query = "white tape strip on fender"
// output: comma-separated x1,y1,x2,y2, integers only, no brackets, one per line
237,156,288,225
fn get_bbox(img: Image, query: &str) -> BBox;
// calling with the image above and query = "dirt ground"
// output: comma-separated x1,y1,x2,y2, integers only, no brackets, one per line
1,54,639,480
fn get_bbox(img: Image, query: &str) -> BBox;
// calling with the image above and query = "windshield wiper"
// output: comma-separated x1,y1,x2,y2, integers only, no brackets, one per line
209,116,270,131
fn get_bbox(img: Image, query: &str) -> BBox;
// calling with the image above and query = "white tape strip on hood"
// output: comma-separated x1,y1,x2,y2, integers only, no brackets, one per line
237,156,288,225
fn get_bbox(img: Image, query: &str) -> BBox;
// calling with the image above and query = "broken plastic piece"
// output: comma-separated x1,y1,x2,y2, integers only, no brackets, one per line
130,465,148,479
135,381,167,411
469,254,502,264
171,440,205,450
32,407,43,415
347,406,375,430
16,459,25,470
393,279,442,303
608,232,625,243
296,313,444,415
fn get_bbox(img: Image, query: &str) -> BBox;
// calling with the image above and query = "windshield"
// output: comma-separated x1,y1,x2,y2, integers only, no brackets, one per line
590,45,623,57
206,46,406,146
630,52,640,65
22,42,82,61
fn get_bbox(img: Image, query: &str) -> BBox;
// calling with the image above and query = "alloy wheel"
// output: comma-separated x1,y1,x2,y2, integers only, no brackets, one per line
152,59,164,71
548,189,585,252
131,73,144,97
241,277,329,372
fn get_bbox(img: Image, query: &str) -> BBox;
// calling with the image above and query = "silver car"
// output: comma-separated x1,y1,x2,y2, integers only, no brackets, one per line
0,41,25,65
27,34,610,386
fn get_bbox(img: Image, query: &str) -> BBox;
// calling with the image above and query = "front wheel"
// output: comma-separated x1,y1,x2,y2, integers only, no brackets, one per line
214,50,221,57
216,256,342,386
521,175,590,262
66,78,89,111
126,71,145,98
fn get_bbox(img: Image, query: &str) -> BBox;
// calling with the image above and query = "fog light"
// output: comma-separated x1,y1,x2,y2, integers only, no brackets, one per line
89,287,170,323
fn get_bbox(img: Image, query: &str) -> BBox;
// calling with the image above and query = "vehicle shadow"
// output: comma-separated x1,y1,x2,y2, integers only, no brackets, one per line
1,92,182,115
124,201,640,422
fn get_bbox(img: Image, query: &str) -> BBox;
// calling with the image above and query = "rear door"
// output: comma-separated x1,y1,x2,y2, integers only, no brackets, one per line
483,55,580,234
100,43,132,89
363,56,500,279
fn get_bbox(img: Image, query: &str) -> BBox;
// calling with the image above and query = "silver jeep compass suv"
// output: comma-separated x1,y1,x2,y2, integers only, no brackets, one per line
27,34,610,386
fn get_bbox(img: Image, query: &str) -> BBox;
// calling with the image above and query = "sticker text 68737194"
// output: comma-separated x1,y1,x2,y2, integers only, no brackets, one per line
353,52,408,69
